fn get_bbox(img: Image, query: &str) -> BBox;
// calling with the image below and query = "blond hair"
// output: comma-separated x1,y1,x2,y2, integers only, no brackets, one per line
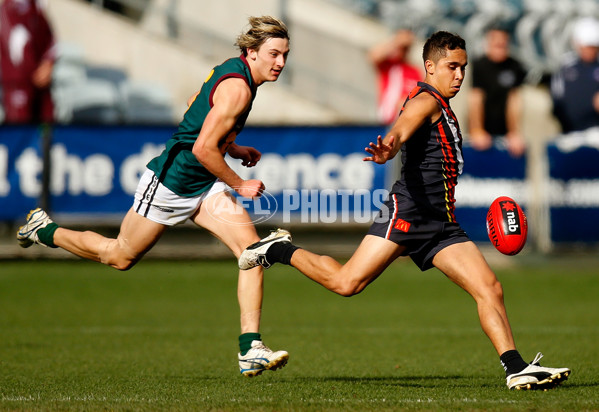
236,16,289,56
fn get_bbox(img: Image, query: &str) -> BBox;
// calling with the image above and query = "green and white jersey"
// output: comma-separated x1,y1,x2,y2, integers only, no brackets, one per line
147,55,256,196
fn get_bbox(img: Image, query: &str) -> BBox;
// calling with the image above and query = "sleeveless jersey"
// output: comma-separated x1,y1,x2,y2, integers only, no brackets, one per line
147,55,256,196
393,82,464,222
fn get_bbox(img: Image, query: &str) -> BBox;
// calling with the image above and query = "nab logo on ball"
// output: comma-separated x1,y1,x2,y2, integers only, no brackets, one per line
499,200,521,235
486,196,528,255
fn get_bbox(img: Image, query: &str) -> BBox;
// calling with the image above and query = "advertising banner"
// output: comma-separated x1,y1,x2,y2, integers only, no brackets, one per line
0,126,43,220
454,144,527,242
3,125,597,245
49,125,173,215
547,134,599,243
1,125,389,224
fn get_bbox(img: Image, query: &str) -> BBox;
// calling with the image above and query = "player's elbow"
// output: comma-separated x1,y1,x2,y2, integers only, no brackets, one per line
192,144,210,163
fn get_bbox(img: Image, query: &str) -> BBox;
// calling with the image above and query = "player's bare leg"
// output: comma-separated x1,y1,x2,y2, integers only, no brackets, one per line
193,191,288,376
433,241,570,389
50,208,166,270
287,235,406,296
240,230,571,388
432,241,515,355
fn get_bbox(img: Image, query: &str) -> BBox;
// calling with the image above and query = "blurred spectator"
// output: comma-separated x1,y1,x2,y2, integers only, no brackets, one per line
368,29,422,126
550,17,599,134
0,0,56,124
468,27,526,157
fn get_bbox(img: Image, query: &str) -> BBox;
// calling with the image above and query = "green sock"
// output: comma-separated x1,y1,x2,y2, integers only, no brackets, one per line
239,332,261,355
37,222,59,248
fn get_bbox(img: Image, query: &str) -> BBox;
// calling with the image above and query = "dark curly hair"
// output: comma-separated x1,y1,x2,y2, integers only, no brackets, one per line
422,31,466,63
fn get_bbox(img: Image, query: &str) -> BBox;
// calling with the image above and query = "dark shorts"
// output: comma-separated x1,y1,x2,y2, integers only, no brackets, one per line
368,193,470,271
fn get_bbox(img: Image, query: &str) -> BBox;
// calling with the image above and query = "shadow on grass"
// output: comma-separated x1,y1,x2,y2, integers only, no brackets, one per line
558,380,599,389
270,375,472,388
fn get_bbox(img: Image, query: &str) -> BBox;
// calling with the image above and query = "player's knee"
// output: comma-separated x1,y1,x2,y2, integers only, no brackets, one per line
491,279,505,300
111,257,137,271
480,278,504,303
98,237,139,271
335,279,364,297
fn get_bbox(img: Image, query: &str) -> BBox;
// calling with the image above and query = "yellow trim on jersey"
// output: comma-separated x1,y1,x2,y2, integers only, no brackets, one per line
442,178,453,222
205,69,215,83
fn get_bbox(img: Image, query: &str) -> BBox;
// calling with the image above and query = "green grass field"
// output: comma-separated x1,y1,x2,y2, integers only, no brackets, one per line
1,254,598,411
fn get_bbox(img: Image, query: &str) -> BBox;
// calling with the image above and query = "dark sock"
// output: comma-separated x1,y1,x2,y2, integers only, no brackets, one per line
36,222,59,248
500,350,529,376
265,242,300,266
239,332,261,355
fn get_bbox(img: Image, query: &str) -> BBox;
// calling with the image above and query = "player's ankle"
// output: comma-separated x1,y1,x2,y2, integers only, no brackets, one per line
37,222,59,248
266,242,299,265
500,349,528,376
239,332,261,355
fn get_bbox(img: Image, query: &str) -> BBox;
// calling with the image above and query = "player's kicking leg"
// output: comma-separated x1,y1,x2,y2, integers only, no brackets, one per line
432,241,571,390
193,191,288,377
239,229,571,389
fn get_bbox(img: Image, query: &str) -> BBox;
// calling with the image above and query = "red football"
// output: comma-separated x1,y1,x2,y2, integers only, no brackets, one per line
486,196,528,255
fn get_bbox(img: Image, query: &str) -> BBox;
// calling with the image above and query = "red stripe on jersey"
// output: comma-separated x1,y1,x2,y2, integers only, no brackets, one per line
408,85,422,99
400,86,423,115
436,121,457,222
426,89,448,108
208,73,248,107
427,89,460,124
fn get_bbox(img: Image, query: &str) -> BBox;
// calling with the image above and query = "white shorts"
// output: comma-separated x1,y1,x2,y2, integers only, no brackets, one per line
133,169,229,226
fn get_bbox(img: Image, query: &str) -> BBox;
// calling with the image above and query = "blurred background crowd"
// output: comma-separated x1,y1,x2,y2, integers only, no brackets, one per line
1,0,598,146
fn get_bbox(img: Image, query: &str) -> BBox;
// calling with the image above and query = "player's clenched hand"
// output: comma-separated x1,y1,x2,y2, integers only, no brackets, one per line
228,144,262,167
363,135,395,164
236,179,265,199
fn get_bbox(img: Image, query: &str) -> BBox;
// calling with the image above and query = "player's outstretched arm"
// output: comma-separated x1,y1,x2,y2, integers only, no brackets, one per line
370,92,441,162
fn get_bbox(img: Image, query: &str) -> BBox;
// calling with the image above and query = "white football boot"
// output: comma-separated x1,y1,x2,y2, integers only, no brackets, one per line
17,208,54,248
238,229,292,270
506,352,571,390
238,340,289,377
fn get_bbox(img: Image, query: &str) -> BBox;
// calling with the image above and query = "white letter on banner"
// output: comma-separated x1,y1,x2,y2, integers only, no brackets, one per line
353,189,372,224
255,153,285,194
0,145,10,196
372,189,390,222
50,144,83,195
286,154,317,190
338,189,352,223
316,154,342,190
15,147,42,197
319,189,337,223
301,189,320,223
282,189,300,222
342,154,374,190
84,154,114,196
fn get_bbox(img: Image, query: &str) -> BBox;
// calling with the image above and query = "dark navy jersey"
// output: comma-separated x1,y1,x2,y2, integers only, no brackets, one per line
393,82,464,222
